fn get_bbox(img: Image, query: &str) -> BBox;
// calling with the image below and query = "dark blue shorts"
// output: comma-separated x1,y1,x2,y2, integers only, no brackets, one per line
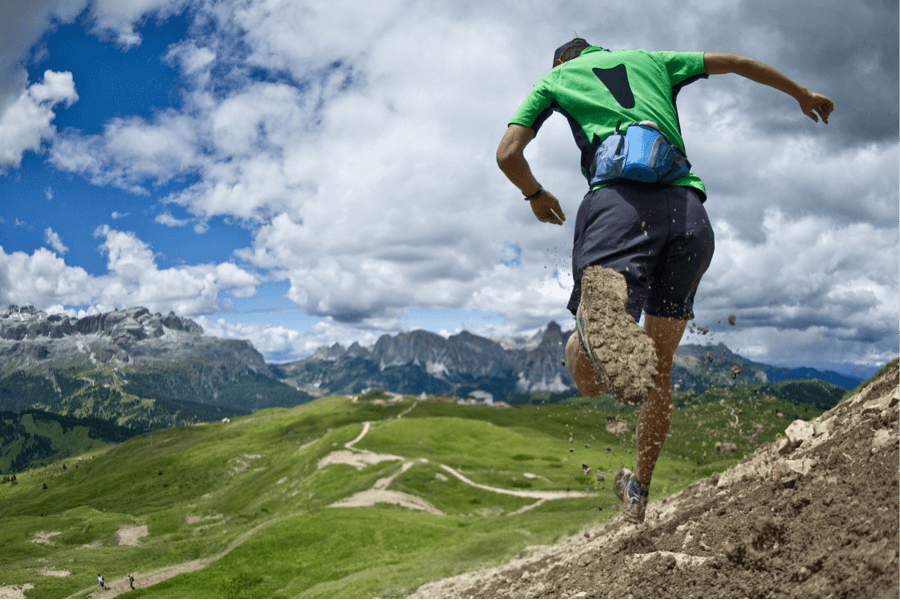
568,182,715,322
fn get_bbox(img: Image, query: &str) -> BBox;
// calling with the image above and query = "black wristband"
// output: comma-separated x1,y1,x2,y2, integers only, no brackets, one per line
524,186,543,201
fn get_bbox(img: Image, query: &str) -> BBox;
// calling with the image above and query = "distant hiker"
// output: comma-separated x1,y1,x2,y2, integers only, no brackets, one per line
98,574,105,590
128,574,135,589
497,39,833,524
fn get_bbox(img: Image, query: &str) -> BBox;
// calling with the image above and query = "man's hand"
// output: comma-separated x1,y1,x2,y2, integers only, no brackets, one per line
799,90,834,124
530,190,566,225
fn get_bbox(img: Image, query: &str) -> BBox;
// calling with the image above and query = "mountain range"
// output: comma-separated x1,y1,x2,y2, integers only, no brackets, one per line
0,305,866,429
0,305,312,431
275,321,866,400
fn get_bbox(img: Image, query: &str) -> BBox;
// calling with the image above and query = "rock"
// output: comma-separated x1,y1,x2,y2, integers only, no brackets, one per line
872,429,896,452
785,420,815,444
812,417,835,437
783,457,816,476
775,437,797,456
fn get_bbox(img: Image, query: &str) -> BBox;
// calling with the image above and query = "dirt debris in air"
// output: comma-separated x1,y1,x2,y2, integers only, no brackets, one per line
410,363,900,599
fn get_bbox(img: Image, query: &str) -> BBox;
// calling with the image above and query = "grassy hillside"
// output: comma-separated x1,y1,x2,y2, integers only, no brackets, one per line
0,388,825,598
0,410,137,474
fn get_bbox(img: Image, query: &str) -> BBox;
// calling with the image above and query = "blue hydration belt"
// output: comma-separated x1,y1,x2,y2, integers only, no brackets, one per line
589,120,691,187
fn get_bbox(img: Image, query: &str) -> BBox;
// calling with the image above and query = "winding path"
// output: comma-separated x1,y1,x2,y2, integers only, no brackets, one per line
66,410,590,598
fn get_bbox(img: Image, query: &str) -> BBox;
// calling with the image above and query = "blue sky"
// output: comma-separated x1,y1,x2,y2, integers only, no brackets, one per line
0,0,897,377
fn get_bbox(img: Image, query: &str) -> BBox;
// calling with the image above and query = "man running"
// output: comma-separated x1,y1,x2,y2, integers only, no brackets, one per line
497,38,833,524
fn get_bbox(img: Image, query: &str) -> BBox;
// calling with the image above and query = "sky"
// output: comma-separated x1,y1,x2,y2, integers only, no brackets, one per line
0,0,897,377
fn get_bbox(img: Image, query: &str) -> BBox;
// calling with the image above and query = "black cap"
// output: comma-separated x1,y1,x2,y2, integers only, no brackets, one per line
553,37,590,67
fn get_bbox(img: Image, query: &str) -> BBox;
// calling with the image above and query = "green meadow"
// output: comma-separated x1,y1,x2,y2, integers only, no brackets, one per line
0,388,823,598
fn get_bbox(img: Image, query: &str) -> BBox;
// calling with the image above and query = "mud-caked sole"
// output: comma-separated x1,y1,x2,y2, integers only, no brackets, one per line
577,265,658,405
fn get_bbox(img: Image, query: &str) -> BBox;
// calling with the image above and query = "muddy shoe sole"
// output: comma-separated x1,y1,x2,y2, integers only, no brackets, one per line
576,265,657,405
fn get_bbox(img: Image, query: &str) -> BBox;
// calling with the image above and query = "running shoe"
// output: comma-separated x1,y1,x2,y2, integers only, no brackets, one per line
576,265,657,405
614,468,649,524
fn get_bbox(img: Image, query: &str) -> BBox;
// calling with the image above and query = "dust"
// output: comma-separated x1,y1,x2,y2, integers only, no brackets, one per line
410,363,900,599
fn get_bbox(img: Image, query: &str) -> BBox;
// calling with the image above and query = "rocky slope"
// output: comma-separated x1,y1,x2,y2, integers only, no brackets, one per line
0,306,311,429
412,362,899,599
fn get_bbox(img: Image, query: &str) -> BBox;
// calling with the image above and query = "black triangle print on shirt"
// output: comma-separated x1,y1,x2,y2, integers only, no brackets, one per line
592,64,635,109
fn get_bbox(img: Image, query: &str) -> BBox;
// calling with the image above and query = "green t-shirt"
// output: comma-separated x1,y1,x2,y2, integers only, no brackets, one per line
510,46,708,197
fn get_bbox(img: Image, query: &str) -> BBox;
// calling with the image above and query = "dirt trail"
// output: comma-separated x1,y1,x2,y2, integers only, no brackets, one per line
397,401,418,419
411,364,900,599
67,518,284,599
322,419,591,513
439,466,591,500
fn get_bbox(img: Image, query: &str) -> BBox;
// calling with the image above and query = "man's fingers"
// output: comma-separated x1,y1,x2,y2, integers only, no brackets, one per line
549,208,564,225
531,193,566,225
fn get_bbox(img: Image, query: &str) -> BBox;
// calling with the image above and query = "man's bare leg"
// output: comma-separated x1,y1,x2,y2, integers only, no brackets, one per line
565,331,607,397
567,313,686,483
636,314,688,485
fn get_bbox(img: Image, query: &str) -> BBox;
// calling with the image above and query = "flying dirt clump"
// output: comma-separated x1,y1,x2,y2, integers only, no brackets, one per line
410,362,900,599
605,416,628,434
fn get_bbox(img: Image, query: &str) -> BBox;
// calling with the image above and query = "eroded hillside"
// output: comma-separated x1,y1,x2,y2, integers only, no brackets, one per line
412,363,899,599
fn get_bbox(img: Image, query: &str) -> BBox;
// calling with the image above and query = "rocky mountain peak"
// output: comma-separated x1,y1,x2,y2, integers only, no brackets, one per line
0,305,202,343
309,342,348,362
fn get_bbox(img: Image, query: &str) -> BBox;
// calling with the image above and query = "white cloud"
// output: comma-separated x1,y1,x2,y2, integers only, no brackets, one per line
195,314,397,362
155,211,189,227
0,227,260,317
88,0,188,48
0,247,92,307
0,70,77,169
50,110,200,193
2,0,895,370
43,227,68,255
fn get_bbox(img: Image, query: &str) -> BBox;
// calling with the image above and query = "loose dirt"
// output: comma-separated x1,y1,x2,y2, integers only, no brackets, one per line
115,525,148,546
329,459,444,515
578,266,658,405
411,364,900,599
0,584,33,599
36,570,69,577
30,531,61,545
605,416,629,434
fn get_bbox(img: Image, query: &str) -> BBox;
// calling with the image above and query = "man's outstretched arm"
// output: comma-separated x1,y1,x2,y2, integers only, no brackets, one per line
497,123,566,225
703,52,834,124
